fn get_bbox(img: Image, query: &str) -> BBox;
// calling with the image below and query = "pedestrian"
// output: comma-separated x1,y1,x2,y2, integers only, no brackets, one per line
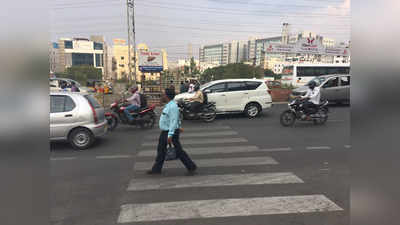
147,88,197,176
70,82,80,92
184,80,189,92
169,80,175,91
180,81,186,93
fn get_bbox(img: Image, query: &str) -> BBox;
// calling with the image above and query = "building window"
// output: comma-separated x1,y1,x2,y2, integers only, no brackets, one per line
121,56,125,60
119,64,125,67
72,53,93,66
93,42,103,50
95,54,103,67
64,41,73,49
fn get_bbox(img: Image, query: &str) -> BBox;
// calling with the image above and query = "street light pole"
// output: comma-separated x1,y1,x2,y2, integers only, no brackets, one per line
126,0,132,85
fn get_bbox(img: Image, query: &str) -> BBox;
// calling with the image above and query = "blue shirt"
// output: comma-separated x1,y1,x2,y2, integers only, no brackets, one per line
159,100,181,137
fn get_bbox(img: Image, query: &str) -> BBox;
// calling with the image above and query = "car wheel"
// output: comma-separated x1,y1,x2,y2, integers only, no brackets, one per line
245,103,260,118
69,128,94,150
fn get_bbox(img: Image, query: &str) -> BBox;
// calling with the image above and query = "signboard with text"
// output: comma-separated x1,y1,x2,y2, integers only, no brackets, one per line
266,38,350,56
138,50,163,72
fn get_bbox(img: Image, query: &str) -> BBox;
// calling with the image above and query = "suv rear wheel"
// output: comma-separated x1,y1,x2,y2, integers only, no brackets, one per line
245,103,261,118
69,128,94,150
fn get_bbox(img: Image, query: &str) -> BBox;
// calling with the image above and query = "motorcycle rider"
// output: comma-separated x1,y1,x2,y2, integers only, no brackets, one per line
301,80,321,117
124,85,141,122
186,84,203,113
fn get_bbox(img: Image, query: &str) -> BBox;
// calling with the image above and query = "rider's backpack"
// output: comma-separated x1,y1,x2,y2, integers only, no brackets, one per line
139,93,147,108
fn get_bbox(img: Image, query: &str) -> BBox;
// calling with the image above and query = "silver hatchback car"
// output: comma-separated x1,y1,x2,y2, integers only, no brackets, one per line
291,74,351,104
50,92,107,150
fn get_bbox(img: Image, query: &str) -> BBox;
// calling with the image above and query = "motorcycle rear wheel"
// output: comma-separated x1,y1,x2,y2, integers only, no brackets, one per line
313,108,328,125
280,110,296,127
202,107,217,123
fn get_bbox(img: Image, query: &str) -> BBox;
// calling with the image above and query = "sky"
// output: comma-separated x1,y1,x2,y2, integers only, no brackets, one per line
50,0,350,62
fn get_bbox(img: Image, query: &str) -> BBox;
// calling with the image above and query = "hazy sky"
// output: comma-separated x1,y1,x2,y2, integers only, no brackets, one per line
50,0,350,61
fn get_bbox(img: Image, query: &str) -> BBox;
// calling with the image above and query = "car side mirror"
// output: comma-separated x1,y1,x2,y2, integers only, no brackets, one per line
204,89,211,94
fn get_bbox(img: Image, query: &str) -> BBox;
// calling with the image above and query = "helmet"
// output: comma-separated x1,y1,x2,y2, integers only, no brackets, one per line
308,81,317,89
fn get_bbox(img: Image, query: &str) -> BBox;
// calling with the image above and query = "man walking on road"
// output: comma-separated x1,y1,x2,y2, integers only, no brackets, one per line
147,88,197,176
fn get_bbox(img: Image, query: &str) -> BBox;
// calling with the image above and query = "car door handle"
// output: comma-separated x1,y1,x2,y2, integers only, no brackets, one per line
221,94,226,96
65,114,73,117
243,93,249,95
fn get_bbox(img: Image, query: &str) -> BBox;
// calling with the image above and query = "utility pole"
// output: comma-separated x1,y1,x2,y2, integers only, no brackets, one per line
126,0,137,85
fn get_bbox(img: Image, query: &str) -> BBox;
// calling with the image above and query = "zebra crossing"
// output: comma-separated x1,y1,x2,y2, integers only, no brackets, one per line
117,125,344,224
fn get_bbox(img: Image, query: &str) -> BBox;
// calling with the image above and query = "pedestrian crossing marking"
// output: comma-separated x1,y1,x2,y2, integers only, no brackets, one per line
141,137,248,147
117,195,343,223
134,156,278,170
144,130,239,140
137,145,260,157
127,172,304,191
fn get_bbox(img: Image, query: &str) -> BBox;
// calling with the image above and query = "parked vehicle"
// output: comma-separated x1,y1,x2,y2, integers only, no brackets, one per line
290,74,350,104
105,93,156,130
49,78,90,93
50,92,107,150
176,98,217,122
280,98,329,126
174,79,272,118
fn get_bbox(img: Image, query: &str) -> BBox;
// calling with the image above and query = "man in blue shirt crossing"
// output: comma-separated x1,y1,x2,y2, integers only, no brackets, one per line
147,88,197,176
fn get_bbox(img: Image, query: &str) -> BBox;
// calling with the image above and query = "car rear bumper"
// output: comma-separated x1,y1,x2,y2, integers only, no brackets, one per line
87,120,108,137
261,102,273,110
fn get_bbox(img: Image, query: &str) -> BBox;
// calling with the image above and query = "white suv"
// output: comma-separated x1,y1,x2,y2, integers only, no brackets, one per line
174,79,272,118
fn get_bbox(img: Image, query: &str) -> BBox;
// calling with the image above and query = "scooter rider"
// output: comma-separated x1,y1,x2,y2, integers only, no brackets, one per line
301,80,320,116
186,84,204,113
124,85,141,122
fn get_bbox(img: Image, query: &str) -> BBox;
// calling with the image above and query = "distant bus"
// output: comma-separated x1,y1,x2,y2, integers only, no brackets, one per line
281,64,350,87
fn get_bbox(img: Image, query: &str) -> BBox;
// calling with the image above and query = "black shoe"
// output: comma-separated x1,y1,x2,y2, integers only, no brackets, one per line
185,168,197,176
146,170,161,175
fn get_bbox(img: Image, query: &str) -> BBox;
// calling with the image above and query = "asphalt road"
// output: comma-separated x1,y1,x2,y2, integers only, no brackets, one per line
51,103,349,225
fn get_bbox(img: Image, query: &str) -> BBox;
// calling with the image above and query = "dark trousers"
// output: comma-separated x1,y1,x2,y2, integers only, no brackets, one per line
303,101,317,115
190,101,202,113
151,129,197,172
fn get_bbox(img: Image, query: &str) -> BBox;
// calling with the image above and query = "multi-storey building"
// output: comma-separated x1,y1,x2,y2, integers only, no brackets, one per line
54,36,106,76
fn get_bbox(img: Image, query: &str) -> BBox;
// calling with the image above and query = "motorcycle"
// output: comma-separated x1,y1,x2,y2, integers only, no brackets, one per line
105,93,156,131
280,98,329,126
177,99,217,123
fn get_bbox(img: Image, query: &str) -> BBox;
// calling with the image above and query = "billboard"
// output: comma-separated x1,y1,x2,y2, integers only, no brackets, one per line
138,51,163,72
266,38,350,56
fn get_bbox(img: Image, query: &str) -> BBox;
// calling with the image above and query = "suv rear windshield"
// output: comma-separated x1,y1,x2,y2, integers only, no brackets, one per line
245,81,262,90
84,95,101,108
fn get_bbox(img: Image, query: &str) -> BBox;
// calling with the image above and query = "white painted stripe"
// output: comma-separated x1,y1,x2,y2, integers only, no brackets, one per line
141,137,247,147
259,147,292,152
127,172,303,191
118,195,343,223
95,155,132,159
344,145,351,149
328,120,346,123
148,126,232,133
138,145,260,157
50,157,76,161
134,156,278,170
306,146,332,150
145,131,238,140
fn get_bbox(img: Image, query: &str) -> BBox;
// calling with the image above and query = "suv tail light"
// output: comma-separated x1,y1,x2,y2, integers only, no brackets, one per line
267,89,272,95
87,100,99,124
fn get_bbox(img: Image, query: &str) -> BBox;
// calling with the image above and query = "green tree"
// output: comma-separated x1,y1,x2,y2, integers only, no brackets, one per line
184,65,190,75
190,57,199,74
64,65,102,83
200,63,265,83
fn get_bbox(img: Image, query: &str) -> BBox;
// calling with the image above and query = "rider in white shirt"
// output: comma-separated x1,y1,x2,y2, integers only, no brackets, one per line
301,81,320,115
